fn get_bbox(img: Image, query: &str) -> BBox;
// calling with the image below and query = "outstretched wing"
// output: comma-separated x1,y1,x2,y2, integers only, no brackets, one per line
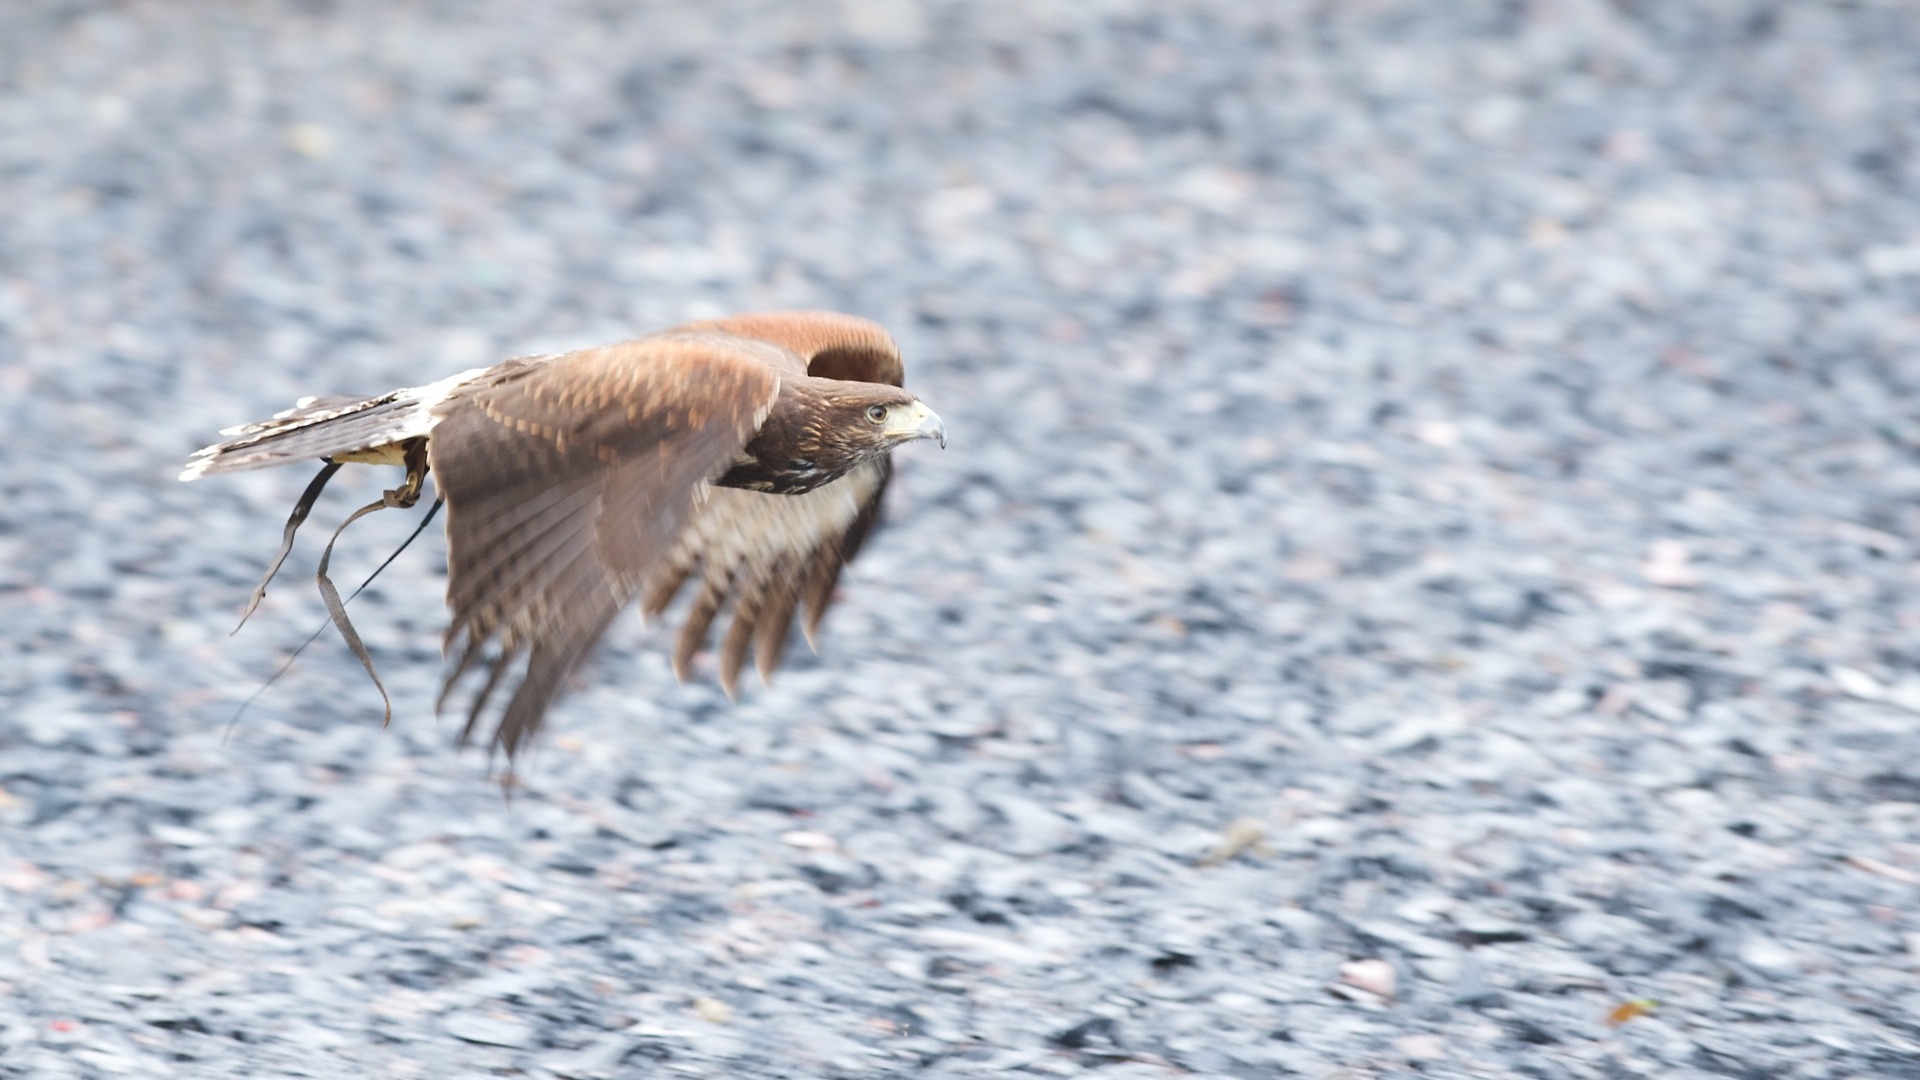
427,331,795,758
642,311,905,697
640,459,888,696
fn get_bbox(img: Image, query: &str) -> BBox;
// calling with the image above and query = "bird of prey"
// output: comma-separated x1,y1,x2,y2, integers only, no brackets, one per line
181,311,945,759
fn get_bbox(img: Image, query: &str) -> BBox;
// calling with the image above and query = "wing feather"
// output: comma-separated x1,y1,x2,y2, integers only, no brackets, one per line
647,311,903,673
671,571,733,682
428,334,789,757
800,460,887,645
689,311,904,387
750,577,804,683
644,458,889,693
448,481,604,640
718,580,767,698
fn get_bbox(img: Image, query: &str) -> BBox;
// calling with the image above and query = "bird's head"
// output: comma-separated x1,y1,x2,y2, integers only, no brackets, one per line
820,384,946,456
731,374,945,495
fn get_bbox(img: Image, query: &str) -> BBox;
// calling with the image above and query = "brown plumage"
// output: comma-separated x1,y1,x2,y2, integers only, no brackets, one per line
181,311,944,759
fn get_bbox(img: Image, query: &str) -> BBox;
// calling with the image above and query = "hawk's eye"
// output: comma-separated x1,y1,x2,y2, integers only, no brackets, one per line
865,404,889,424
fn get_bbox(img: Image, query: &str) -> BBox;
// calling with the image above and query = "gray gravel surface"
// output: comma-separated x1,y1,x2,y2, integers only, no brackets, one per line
4,1,1920,1077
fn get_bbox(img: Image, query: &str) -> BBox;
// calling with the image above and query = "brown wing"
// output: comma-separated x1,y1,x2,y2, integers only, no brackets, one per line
641,310,904,697
427,331,795,758
639,459,889,697
688,310,905,387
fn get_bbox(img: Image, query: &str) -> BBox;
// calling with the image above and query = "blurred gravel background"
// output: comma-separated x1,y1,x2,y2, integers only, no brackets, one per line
4,1,1920,1076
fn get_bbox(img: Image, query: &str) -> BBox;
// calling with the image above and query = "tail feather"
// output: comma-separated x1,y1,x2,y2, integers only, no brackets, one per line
180,367,490,480
217,393,386,437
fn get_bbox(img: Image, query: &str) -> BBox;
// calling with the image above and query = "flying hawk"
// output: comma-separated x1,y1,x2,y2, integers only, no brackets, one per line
181,311,945,759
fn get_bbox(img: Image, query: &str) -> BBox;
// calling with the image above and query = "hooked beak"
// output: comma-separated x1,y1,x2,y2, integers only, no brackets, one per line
886,401,947,449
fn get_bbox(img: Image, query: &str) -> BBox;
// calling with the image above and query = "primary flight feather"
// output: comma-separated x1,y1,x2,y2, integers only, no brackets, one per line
181,311,945,759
